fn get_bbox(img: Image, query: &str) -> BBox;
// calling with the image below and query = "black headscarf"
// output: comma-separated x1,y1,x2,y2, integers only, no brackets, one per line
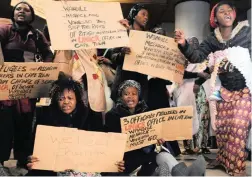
127,4,147,25
11,1,35,24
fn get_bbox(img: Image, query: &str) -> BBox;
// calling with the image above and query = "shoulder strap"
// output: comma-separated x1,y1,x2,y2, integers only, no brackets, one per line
33,29,43,62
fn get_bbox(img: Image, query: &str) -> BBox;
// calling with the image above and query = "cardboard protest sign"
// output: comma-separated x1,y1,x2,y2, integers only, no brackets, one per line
121,106,193,151
44,1,129,50
123,30,185,84
33,125,127,172
11,0,46,19
0,44,4,65
0,62,65,100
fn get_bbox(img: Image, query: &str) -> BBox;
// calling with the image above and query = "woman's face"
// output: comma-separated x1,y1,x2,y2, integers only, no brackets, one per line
134,9,149,28
58,89,77,114
13,3,32,24
121,87,139,111
215,4,235,28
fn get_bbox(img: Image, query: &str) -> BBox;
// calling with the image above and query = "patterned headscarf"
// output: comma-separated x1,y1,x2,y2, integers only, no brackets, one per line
210,1,236,28
11,1,35,24
118,80,141,97
127,4,147,25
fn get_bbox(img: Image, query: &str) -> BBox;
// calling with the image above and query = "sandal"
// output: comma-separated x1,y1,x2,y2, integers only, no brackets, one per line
201,148,211,154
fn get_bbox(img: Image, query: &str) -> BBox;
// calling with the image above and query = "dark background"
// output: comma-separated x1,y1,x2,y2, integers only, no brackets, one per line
0,0,250,30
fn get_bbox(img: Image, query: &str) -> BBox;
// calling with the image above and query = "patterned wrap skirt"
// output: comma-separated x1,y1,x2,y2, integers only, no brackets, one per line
216,87,251,175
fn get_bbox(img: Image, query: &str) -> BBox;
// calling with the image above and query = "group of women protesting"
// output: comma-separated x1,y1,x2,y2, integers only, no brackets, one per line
0,0,251,176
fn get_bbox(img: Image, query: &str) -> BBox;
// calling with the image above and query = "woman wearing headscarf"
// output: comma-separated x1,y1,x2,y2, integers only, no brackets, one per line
105,80,159,176
105,80,207,176
175,1,251,175
110,4,149,102
0,2,53,167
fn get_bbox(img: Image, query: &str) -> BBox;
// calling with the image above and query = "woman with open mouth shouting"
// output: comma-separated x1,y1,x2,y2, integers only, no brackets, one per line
175,1,251,176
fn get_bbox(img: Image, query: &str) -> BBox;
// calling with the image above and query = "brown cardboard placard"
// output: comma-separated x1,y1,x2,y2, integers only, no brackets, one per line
44,1,129,50
121,106,193,151
33,125,127,172
0,62,67,100
123,30,185,84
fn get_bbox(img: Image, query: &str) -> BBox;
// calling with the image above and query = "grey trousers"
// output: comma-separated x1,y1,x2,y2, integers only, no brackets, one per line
155,152,179,176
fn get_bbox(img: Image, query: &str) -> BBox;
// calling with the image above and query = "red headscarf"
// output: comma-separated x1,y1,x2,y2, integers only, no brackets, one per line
210,3,237,28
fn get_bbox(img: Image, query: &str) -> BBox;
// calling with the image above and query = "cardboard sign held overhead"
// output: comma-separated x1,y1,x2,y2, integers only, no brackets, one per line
33,125,127,172
0,62,66,100
123,30,185,84
44,1,129,50
121,106,193,152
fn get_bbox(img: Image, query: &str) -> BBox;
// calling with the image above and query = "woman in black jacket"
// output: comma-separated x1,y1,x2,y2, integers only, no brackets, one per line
26,74,125,176
175,1,251,176
105,80,158,176
0,1,53,167
105,80,207,176
110,4,149,102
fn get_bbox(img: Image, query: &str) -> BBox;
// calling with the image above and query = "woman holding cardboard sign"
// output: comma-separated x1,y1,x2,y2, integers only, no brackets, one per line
105,80,207,176
175,1,251,175
110,4,149,103
26,74,125,176
105,80,162,176
0,2,53,168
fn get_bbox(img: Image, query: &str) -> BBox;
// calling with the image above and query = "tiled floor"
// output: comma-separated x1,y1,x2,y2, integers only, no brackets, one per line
3,149,251,176
177,149,251,176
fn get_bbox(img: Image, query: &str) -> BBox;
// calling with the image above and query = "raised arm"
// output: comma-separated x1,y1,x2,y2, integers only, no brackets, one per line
175,30,213,63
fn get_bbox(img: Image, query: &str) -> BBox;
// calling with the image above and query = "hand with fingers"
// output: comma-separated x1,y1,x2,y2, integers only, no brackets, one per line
119,19,130,30
121,47,131,55
97,56,112,65
174,29,186,46
193,84,200,94
157,138,165,146
27,155,39,170
116,160,125,172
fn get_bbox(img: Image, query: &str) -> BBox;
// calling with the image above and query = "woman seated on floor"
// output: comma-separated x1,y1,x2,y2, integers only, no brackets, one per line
26,74,125,176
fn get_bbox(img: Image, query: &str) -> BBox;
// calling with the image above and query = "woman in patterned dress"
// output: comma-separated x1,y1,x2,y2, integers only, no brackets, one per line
175,1,251,176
